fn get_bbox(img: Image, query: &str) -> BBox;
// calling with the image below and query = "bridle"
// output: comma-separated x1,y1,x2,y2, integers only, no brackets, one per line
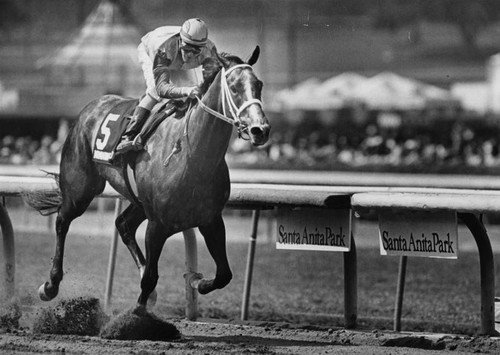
196,64,264,139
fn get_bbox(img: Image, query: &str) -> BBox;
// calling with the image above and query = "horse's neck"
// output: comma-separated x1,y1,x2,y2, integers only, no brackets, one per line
186,75,233,159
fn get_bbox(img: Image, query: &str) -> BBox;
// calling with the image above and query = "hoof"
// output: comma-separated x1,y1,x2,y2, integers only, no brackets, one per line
198,279,213,295
132,304,148,317
184,272,204,289
101,307,180,341
38,282,57,301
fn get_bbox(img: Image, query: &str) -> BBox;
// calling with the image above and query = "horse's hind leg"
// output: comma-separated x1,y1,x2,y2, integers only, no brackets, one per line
115,203,147,270
197,214,233,295
115,203,160,305
39,164,105,301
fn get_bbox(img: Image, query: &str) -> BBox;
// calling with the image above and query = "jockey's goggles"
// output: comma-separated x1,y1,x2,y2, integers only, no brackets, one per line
180,43,203,55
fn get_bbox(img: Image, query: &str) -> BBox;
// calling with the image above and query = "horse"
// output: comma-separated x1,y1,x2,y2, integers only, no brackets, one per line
26,46,270,310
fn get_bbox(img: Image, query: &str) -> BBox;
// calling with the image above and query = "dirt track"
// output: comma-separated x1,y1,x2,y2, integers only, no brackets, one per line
2,318,500,354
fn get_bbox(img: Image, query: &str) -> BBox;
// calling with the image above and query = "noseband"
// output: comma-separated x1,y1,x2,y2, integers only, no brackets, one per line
196,64,264,139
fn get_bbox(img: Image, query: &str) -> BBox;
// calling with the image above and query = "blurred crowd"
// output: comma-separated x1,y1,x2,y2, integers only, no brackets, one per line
0,135,62,165
228,122,500,169
2,122,500,171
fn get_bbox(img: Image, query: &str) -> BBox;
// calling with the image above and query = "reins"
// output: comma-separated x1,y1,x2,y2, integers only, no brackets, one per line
196,64,264,139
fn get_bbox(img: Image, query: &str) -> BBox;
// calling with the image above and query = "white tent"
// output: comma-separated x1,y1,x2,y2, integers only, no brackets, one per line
487,53,500,113
319,72,367,98
273,77,356,111
37,0,144,96
449,52,500,115
272,71,459,112
38,0,141,68
451,82,489,114
353,72,457,110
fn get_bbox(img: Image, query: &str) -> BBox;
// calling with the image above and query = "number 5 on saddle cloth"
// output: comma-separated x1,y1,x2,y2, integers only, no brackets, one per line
92,99,182,165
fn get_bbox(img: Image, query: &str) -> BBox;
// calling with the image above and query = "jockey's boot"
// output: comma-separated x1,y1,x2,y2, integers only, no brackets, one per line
115,107,150,155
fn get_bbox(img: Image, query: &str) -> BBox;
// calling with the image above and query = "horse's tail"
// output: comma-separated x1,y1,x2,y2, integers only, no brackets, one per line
22,172,62,216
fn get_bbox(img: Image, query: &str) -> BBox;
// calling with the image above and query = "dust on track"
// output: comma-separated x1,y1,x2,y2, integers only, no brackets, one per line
1,318,500,355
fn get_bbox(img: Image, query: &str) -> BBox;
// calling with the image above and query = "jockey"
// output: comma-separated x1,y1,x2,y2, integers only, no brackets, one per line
115,18,219,154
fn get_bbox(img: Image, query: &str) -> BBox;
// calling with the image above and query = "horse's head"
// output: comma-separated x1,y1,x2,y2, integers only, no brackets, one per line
215,46,270,146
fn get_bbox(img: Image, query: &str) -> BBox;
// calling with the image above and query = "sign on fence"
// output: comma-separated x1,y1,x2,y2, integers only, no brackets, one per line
378,210,458,259
276,207,351,251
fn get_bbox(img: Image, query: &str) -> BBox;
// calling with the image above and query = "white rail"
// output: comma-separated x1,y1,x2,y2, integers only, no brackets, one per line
0,172,498,335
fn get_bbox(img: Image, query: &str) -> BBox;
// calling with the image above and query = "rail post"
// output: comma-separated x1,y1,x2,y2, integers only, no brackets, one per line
184,228,199,320
104,198,122,311
241,209,261,320
344,233,357,328
394,255,408,331
0,198,15,301
458,212,496,335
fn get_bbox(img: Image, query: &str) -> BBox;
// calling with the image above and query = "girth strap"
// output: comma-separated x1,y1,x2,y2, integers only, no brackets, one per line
122,158,142,206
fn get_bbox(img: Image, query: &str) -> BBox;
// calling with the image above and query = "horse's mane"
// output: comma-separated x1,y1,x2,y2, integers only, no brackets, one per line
199,52,245,96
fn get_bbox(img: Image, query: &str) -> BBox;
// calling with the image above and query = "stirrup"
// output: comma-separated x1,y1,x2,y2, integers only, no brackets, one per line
115,135,142,154
132,135,143,149
115,140,135,155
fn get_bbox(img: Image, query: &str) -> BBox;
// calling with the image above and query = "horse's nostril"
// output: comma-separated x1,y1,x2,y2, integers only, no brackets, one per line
250,126,264,136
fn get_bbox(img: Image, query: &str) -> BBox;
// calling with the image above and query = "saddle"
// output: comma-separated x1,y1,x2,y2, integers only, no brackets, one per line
136,99,190,143
92,99,190,165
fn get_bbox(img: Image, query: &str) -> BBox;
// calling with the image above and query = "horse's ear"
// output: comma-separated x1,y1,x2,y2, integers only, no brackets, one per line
247,46,260,66
217,53,230,69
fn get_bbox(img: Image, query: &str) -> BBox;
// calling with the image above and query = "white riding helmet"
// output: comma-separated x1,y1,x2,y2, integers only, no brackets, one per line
180,18,208,46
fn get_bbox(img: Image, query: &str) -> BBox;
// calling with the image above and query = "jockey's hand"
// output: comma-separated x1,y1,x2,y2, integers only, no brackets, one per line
188,87,201,99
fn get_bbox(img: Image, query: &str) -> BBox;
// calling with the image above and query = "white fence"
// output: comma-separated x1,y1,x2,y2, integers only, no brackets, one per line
0,168,498,335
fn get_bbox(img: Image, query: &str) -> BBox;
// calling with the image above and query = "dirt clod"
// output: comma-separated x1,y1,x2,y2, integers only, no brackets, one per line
32,296,107,336
0,302,21,332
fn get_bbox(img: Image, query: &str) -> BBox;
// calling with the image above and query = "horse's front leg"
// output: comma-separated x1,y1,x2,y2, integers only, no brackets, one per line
197,214,233,295
136,221,169,308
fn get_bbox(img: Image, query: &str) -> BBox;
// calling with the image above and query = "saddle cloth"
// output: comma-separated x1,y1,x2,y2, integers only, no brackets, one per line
92,100,137,164
92,98,185,164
